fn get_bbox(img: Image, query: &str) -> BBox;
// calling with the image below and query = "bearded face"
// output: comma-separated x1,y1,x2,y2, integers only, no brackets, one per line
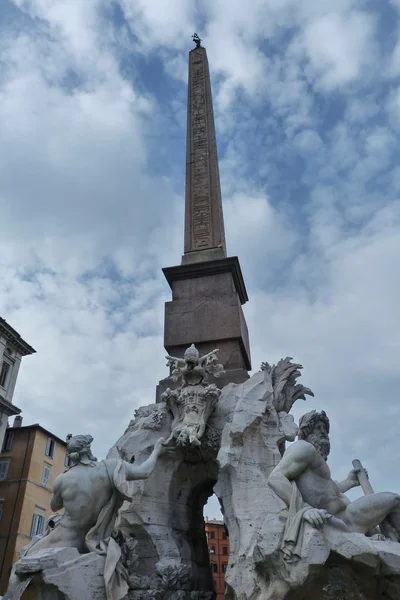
306,422,331,461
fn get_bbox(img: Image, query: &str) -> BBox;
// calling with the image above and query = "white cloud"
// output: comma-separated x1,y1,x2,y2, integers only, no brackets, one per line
1,0,400,520
118,0,196,51
300,11,376,89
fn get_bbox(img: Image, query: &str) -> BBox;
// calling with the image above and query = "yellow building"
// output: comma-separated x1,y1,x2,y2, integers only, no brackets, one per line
0,419,67,593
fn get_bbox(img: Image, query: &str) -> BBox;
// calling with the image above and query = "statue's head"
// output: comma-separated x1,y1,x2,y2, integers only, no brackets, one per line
184,344,199,366
298,410,330,460
66,434,97,466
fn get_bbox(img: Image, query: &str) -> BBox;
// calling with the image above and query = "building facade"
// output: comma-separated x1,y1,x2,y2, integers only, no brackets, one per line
0,421,67,592
0,318,36,450
205,518,229,600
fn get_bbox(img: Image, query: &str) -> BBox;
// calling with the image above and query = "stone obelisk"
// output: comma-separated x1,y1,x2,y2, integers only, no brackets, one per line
161,35,251,389
182,36,226,263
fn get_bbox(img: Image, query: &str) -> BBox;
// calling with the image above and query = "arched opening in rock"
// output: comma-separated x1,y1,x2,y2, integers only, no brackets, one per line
169,459,218,593
204,494,223,521
204,494,229,600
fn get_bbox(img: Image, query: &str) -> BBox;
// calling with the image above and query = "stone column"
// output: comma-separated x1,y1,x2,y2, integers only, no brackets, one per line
183,46,226,265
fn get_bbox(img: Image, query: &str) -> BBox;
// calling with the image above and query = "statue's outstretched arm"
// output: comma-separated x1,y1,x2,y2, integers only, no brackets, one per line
124,437,166,481
337,467,364,493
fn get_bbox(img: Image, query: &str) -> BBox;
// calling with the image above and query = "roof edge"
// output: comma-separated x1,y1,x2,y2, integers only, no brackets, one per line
0,318,36,356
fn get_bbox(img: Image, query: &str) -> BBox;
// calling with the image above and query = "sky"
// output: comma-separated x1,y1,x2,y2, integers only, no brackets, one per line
1,0,400,519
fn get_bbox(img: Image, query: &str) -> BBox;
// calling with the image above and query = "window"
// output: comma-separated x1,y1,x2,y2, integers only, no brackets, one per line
2,430,13,452
0,460,10,481
0,502,3,520
222,531,227,540
45,438,55,459
222,563,227,573
31,513,45,537
210,530,215,539
211,562,218,573
65,455,72,468
223,546,228,555
41,465,51,487
0,358,13,390
210,545,215,554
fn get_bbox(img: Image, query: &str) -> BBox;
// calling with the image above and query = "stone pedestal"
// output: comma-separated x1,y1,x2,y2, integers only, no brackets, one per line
163,257,251,375
6,548,106,600
284,558,400,600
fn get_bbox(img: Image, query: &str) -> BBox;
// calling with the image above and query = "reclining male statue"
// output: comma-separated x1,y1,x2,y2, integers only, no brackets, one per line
5,433,166,600
267,410,400,561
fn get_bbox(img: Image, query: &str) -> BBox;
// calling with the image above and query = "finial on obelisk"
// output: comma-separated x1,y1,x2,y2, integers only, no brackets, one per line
192,33,202,48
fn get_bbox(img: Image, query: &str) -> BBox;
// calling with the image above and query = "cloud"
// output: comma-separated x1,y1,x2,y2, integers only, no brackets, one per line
300,11,376,89
0,0,399,523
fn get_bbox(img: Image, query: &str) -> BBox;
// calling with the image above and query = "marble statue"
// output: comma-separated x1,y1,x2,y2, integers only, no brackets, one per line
214,364,400,599
268,410,400,561
5,433,166,600
162,344,224,447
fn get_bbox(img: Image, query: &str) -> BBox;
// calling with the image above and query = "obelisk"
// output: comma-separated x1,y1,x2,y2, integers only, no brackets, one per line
161,35,251,390
183,34,226,264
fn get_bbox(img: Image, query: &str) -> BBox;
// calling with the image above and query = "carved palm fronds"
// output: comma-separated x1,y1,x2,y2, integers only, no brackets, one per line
261,357,314,414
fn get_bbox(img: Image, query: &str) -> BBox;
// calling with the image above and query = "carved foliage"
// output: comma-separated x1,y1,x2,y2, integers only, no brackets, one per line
155,561,191,590
119,536,139,574
125,403,169,434
261,357,314,414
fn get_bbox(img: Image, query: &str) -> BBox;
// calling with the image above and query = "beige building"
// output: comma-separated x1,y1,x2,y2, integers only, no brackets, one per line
0,420,67,593
0,318,36,450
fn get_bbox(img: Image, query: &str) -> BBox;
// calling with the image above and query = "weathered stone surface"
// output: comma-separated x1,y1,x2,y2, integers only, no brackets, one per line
108,400,218,597
163,260,251,373
107,347,253,597
214,363,308,600
162,40,251,376
215,364,400,599
9,548,105,600
184,46,226,258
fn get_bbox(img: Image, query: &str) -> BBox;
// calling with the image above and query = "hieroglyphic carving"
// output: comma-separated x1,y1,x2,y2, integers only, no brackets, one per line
184,45,226,255
190,51,211,249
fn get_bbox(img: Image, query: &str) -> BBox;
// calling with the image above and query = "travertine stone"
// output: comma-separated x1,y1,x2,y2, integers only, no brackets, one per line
214,360,312,600
184,46,226,258
215,373,400,600
6,548,105,600
108,401,220,598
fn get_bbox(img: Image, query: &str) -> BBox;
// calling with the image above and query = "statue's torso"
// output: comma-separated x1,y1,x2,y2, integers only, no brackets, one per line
295,447,349,515
60,460,114,530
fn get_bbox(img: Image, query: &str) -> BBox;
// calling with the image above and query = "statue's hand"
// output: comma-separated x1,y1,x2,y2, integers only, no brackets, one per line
154,437,168,454
347,467,367,488
303,508,332,529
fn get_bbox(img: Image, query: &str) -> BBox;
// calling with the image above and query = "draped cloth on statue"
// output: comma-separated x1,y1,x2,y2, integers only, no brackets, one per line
85,460,134,600
281,483,310,563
